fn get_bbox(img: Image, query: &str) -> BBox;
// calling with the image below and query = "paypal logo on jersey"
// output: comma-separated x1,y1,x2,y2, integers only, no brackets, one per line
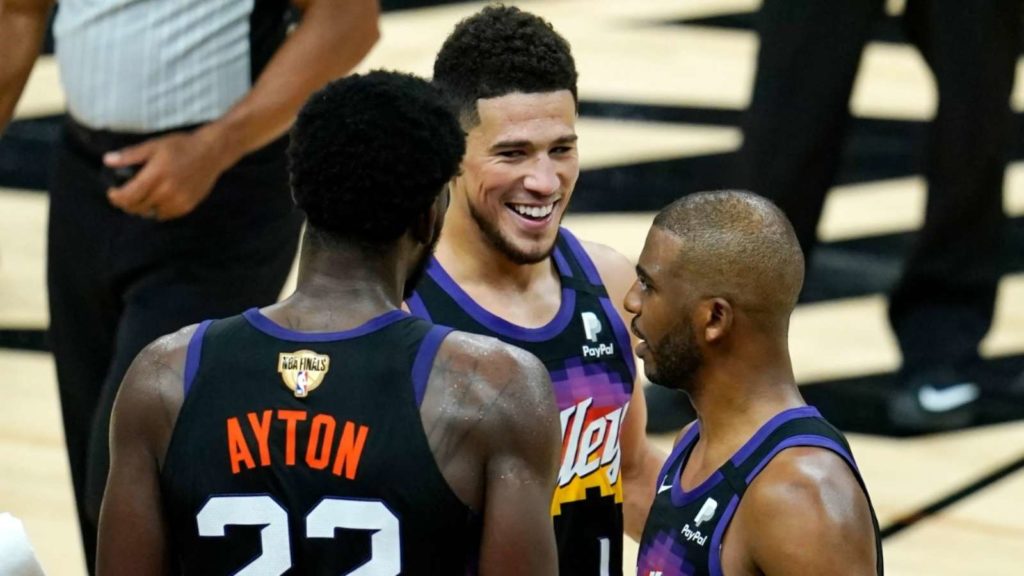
582,312,603,342
581,311,615,359
681,524,708,547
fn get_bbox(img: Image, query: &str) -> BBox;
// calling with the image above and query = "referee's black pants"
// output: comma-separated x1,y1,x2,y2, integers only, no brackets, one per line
47,118,303,573
741,0,1021,376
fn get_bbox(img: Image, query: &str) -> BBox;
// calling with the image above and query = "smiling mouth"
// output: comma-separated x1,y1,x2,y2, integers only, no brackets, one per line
507,201,558,221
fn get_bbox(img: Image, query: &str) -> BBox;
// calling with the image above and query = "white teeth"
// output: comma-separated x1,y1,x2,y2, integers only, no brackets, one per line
511,204,554,218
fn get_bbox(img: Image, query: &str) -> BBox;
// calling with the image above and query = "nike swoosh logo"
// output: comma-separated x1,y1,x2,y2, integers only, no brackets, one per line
918,383,980,413
657,478,673,494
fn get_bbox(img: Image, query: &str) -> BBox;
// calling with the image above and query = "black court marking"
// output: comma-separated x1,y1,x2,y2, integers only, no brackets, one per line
676,12,924,49
0,329,48,352
879,453,1024,540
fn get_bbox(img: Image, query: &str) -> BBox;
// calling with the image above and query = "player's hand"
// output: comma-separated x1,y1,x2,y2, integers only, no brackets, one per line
104,128,234,221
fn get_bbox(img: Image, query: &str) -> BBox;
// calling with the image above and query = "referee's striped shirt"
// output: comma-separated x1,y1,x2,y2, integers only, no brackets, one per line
55,0,290,133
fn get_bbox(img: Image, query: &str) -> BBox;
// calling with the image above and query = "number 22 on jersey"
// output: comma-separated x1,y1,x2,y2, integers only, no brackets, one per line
197,495,400,575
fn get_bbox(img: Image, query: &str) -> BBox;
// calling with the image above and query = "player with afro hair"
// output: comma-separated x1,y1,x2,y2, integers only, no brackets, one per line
289,70,465,244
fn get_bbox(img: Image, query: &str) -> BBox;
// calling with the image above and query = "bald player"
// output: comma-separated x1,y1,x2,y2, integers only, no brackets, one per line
631,191,882,576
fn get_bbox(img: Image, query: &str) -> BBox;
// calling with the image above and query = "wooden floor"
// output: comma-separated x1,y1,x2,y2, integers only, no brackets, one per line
3,0,1024,573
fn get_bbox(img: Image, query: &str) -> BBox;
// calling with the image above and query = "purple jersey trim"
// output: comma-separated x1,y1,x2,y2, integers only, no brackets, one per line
744,435,858,484
730,406,820,466
243,308,408,342
424,257,576,343
668,424,720,506
671,466,725,507
654,423,697,497
600,297,637,381
412,326,454,407
183,320,213,397
559,227,637,380
559,228,603,286
553,247,573,278
406,291,432,322
708,434,857,576
708,495,741,576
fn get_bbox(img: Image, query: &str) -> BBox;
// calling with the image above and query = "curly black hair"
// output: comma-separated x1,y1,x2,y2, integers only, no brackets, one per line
288,70,465,243
433,4,578,127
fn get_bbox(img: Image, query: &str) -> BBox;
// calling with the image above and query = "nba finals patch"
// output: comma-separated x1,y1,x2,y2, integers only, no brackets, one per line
278,351,330,398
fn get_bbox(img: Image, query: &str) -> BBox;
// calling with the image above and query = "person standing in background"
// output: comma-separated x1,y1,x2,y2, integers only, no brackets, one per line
0,0,380,571
740,0,1021,431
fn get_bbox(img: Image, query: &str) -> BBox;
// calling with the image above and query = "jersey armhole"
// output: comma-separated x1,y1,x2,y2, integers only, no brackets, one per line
183,320,214,397
411,325,455,407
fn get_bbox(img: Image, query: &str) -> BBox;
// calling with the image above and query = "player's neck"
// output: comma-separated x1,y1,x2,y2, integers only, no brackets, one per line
690,354,804,463
269,248,407,331
435,221,556,292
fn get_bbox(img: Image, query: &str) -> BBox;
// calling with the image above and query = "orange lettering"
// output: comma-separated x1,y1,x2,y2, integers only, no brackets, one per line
227,417,255,474
247,410,273,467
277,410,308,465
332,422,369,479
305,414,337,470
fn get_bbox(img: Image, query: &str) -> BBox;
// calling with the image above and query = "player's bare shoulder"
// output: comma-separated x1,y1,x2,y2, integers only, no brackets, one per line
737,447,878,575
113,324,201,464
418,330,560,510
433,330,557,433
579,239,636,301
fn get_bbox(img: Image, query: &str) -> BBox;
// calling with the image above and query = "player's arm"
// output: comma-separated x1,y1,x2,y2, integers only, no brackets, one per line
105,0,380,219
736,447,878,576
584,240,667,541
476,343,561,576
0,0,55,133
97,327,195,576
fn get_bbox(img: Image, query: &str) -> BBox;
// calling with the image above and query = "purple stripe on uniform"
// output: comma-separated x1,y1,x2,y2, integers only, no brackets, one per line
412,326,453,407
668,422,726,506
655,424,700,494
406,291,432,322
559,228,604,286
671,467,724,507
243,308,408,342
552,246,573,277
599,297,637,381
744,435,858,484
426,258,576,342
708,495,741,576
183,320,213,397
730,406,820,466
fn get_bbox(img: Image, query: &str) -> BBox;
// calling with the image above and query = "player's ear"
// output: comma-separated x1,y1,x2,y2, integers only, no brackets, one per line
702,297,733,344
411,185,449,246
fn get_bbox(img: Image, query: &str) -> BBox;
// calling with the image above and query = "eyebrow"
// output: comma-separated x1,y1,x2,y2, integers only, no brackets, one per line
490,134,578,151
635,264,652,282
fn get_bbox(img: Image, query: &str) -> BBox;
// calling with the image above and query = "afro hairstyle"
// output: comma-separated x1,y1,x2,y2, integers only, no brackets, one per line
288,70,465,244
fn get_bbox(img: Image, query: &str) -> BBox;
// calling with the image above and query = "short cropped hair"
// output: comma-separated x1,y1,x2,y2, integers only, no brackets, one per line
289,70,465,243
433,4,578,127
654,190,805,320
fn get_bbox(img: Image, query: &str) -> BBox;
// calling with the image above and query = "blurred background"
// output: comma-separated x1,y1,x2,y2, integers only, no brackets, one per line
2,0,1023,573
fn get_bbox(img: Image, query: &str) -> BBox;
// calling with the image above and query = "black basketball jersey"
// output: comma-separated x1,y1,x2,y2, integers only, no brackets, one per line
637,406,884,576
161,309,480,575
409,228,636,576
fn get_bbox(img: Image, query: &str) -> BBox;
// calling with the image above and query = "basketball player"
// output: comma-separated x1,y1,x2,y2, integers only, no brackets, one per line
97,71,561,575
407,6,664,575
632,191,882,575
